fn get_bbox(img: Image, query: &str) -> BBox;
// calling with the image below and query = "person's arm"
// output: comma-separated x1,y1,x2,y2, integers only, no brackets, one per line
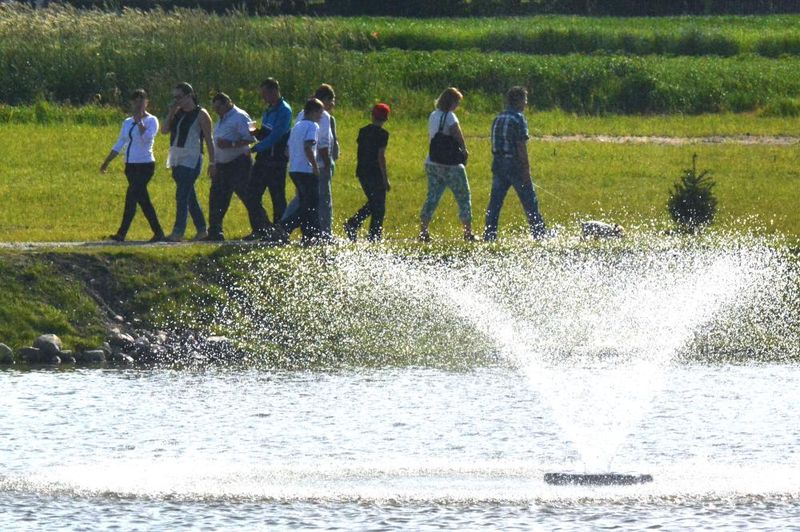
101,121,127,173
304,140,319,175
252,105,291,153
450,121,469,164
198,109,217,178
318,114,332,169
140,115,158,145
378,147,389,191
516,140,530,179
161,103,178,135
100,149,119,173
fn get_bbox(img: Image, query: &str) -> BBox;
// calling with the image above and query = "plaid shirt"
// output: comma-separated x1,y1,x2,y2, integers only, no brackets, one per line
491,109,529,158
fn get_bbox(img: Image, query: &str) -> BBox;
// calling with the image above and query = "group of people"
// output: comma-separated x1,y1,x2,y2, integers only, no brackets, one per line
101,80,547,245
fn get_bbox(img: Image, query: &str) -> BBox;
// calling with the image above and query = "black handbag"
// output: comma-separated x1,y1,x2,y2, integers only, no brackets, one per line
429,111,466,165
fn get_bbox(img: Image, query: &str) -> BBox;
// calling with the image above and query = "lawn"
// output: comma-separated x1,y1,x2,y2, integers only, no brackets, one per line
1,110,798,242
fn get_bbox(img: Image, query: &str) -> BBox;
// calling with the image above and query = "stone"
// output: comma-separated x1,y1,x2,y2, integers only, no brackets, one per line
17,347,42,364
109,332,135,349
47,355,61,365
113,315,125,323
111,352,134,366
0,343,14,364
80,350,106,364
33,334,63,357
63,356,77,365
580,220,625,239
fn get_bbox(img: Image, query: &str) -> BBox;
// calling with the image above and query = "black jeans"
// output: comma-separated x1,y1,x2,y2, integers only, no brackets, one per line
346,174,387,241
118,162,163,238
247,157,287,231
208,154,252,237
283,172,321,243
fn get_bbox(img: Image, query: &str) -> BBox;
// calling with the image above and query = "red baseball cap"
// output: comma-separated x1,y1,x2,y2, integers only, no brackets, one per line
372,103,391,121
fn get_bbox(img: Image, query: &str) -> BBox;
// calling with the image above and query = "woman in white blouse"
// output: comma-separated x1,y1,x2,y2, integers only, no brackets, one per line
100,89,165,242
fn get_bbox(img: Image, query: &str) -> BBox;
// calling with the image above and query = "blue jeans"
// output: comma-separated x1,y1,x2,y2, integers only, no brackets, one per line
483,157,545,241
171,160,206,238
282,162,334,237
282,172,321,243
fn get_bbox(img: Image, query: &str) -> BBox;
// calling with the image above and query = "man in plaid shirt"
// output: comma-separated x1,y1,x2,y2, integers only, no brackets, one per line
483,86,547,241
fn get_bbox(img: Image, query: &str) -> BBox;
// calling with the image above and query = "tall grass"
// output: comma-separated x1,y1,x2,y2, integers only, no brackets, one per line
3,5,800,115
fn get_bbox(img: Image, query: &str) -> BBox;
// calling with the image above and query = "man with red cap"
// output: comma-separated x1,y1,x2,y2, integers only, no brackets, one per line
344,103,391,242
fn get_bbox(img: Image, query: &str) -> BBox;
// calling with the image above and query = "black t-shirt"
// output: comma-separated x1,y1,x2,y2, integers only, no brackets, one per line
356,124,389,178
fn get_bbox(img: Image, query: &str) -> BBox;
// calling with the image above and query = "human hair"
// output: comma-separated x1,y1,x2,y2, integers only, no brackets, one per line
507,86,528,108
303,98,324,115
314,83,335,102
261,78,280,91
212,92,231,105
130,89,148,101
175,82,198,105
435,87,463,112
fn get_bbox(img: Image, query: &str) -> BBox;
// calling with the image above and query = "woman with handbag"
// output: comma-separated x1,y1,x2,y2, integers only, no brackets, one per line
419,87,477,242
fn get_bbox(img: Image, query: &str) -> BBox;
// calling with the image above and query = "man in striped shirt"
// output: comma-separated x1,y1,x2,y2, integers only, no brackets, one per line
483,86,546,241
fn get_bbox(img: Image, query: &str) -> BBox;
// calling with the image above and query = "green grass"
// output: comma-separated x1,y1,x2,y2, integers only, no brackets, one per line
1,111,798,242
5,6,800,115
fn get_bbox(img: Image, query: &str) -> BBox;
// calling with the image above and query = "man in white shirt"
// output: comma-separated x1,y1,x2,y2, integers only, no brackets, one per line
281,84,338,240
281,98,324,245
204,92,256,241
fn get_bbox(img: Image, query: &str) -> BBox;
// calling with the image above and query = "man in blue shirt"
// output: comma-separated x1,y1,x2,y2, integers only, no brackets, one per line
245,78,293,241
483,86,547,241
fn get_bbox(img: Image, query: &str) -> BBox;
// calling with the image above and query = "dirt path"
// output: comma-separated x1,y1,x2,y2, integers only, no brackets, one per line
467,133,800,145
531,134,800,146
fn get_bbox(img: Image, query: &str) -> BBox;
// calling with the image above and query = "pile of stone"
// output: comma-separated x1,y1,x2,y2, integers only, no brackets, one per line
0,329,240,368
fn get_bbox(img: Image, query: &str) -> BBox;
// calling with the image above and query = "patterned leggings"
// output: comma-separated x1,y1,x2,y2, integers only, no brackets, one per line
420,162,472,223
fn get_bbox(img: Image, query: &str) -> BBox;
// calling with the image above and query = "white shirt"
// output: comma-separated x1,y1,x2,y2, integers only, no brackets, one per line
214,105,254,164
295,110,332,167
428,110,458,140
288,120,319,174
112,114,158,164
426,110,460,165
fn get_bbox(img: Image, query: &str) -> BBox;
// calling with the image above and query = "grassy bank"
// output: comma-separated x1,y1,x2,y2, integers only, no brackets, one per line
0,241,798,366
4,6,800,115
1,110,798,242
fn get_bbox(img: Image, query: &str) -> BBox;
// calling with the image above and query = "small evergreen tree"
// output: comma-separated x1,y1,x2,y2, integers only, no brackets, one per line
667,153,718,233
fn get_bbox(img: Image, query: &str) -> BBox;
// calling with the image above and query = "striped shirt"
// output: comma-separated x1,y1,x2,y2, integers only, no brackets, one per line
491,109,529,158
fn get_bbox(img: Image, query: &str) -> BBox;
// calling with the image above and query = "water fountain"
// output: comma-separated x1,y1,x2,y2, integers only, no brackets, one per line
2,232,800,528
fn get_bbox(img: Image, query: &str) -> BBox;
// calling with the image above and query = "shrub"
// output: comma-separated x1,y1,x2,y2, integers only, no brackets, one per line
667,154,718,232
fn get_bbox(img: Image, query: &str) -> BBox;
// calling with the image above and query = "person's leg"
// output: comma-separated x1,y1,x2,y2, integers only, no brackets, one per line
446,165,475,239
484,159,513,241
208,160,236,238
317,163,333,239
130,163,164,238
346,175,375,234
170,165,193,239
281,193,300,225
244,157,271,235
115,164,139,239
419,162,447,239
232,155,255,237
301,173,322,244
512,173,546,237
367,181,387,242
185,160,207,236
282,172,306,234
265,163,288,223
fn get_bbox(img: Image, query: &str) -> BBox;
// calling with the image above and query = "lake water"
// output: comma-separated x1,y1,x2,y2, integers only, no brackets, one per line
2,365,799,530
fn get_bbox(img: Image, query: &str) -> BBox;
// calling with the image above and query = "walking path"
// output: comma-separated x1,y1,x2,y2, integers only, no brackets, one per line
531,134,800,146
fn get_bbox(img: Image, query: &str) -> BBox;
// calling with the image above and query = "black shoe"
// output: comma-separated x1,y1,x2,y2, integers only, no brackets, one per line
260,224,290,245
242,232,260,241
149,233,166,243
199,233,225,242
344,222,357,242
418,230,431,243
464,233,479,242
107,233,125,242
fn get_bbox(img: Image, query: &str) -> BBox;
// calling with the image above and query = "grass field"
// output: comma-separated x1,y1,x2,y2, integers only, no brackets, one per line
1,109,798,243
